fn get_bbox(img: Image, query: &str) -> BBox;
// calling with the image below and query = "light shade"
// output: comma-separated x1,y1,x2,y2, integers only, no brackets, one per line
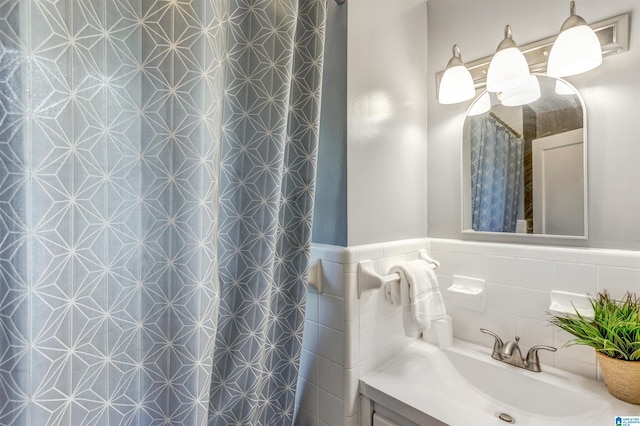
547,1,602,77
468,92,491,116
500,75,541,106
438,44,475,104
486,25,530,93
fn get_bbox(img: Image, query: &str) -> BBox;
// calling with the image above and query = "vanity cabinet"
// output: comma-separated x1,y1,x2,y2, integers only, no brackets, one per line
359,391,445,426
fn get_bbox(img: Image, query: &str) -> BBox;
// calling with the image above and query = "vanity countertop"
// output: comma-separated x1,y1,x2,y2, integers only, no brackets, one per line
359,339,640,426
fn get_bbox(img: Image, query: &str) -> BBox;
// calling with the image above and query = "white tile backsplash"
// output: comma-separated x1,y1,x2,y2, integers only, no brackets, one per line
319,293,345,331
344,320,359,369
597,266,640,298
553,262,597,294
484,255,517,285
486,283,517,315
299,238,640,425
306,290,319,322
319,389,344,426
319,357,344,399
515,288,550,321
318,325,344,365
298,379,319,416
321,261,346,298
516,258,554,290
358,323,376,363
453,252,484,277
430,238,640,380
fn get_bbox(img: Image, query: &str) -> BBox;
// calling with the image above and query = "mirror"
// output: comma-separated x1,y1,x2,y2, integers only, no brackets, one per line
462,74,587,238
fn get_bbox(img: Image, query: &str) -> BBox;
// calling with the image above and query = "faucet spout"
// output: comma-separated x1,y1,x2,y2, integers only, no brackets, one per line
501,336,525,368
478,329,556,372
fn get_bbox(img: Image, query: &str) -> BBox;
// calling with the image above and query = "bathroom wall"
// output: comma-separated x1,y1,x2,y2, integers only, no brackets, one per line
312,0,429,247
427,0,640,250
312,0,348,247
345,0,429,246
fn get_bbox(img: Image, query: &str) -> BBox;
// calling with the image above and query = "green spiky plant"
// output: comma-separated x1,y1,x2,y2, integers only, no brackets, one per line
549,291,640,361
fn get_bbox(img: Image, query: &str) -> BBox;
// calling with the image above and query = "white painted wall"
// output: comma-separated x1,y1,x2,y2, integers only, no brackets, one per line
347,0,429,246
427,0,640,250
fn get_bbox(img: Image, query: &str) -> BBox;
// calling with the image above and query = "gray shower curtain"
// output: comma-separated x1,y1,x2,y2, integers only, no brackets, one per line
470,114,523,233
0,0,326,425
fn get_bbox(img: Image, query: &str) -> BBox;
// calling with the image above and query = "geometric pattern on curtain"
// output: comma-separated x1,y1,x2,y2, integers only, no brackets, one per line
209,0,326,424
0,1,225,425
470,114,523,233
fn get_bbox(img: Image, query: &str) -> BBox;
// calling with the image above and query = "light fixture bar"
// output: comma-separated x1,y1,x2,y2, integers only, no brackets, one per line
435,12,629,98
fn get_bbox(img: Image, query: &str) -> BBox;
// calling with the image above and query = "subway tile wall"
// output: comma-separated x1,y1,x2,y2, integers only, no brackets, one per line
429,238,640,379
294,238,640,425
294,240,428,426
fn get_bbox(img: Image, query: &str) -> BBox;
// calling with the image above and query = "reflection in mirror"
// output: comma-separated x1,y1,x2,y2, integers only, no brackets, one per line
462,74,587,238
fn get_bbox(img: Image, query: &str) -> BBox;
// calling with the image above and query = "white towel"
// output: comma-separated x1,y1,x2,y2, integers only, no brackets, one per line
389,259,447,337
384,278,402,305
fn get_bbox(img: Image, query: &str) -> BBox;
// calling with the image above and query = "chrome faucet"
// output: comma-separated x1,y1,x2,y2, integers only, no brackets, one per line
480,328,557,372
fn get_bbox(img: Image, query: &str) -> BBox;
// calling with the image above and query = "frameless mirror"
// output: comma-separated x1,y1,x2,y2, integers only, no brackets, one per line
462,74,587,238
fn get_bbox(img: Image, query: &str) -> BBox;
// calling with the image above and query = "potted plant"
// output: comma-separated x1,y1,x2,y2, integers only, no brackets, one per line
549,291,640,405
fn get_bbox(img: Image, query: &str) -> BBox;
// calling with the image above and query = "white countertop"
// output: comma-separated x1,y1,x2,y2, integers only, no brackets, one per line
359,339,640,425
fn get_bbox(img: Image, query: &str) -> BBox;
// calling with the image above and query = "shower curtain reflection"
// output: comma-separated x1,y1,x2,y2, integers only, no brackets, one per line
0,1,326,425
470,114,524,233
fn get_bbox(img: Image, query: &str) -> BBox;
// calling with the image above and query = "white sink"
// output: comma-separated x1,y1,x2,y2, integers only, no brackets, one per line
444,346,605,418
360,339,637,425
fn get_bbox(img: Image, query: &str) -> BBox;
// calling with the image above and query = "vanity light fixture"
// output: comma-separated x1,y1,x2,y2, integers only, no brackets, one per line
435,10,629,103
547,1,602,77
438,44,475,104
499,75,541,107
486,25,530,93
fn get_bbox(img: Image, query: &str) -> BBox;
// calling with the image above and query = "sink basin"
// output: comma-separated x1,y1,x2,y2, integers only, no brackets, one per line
359,339,637,426
444,347,605,417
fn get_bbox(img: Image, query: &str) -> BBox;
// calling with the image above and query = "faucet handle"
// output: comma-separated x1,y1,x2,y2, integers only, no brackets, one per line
480,328,504,360
525,345,557,372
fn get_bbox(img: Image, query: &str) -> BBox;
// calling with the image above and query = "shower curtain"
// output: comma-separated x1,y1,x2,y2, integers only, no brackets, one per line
0,0,326,425
469,114,523,233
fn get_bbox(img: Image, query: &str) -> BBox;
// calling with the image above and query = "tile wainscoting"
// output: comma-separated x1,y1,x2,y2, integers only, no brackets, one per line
294,238,640,426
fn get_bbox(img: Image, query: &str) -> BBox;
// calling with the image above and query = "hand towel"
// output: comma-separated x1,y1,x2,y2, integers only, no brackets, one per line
390,259,446,337
384,280,401,305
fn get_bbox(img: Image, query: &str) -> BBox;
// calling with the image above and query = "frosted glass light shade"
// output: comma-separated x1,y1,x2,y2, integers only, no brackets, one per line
548,1,602,78
438,44,475,104
439,65,475,104
468,92,491,116
500,75,541,106
548,25,602,77
486,26,530,93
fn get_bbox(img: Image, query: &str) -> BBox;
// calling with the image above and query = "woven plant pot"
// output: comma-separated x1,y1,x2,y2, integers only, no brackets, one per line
596,351,640,404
